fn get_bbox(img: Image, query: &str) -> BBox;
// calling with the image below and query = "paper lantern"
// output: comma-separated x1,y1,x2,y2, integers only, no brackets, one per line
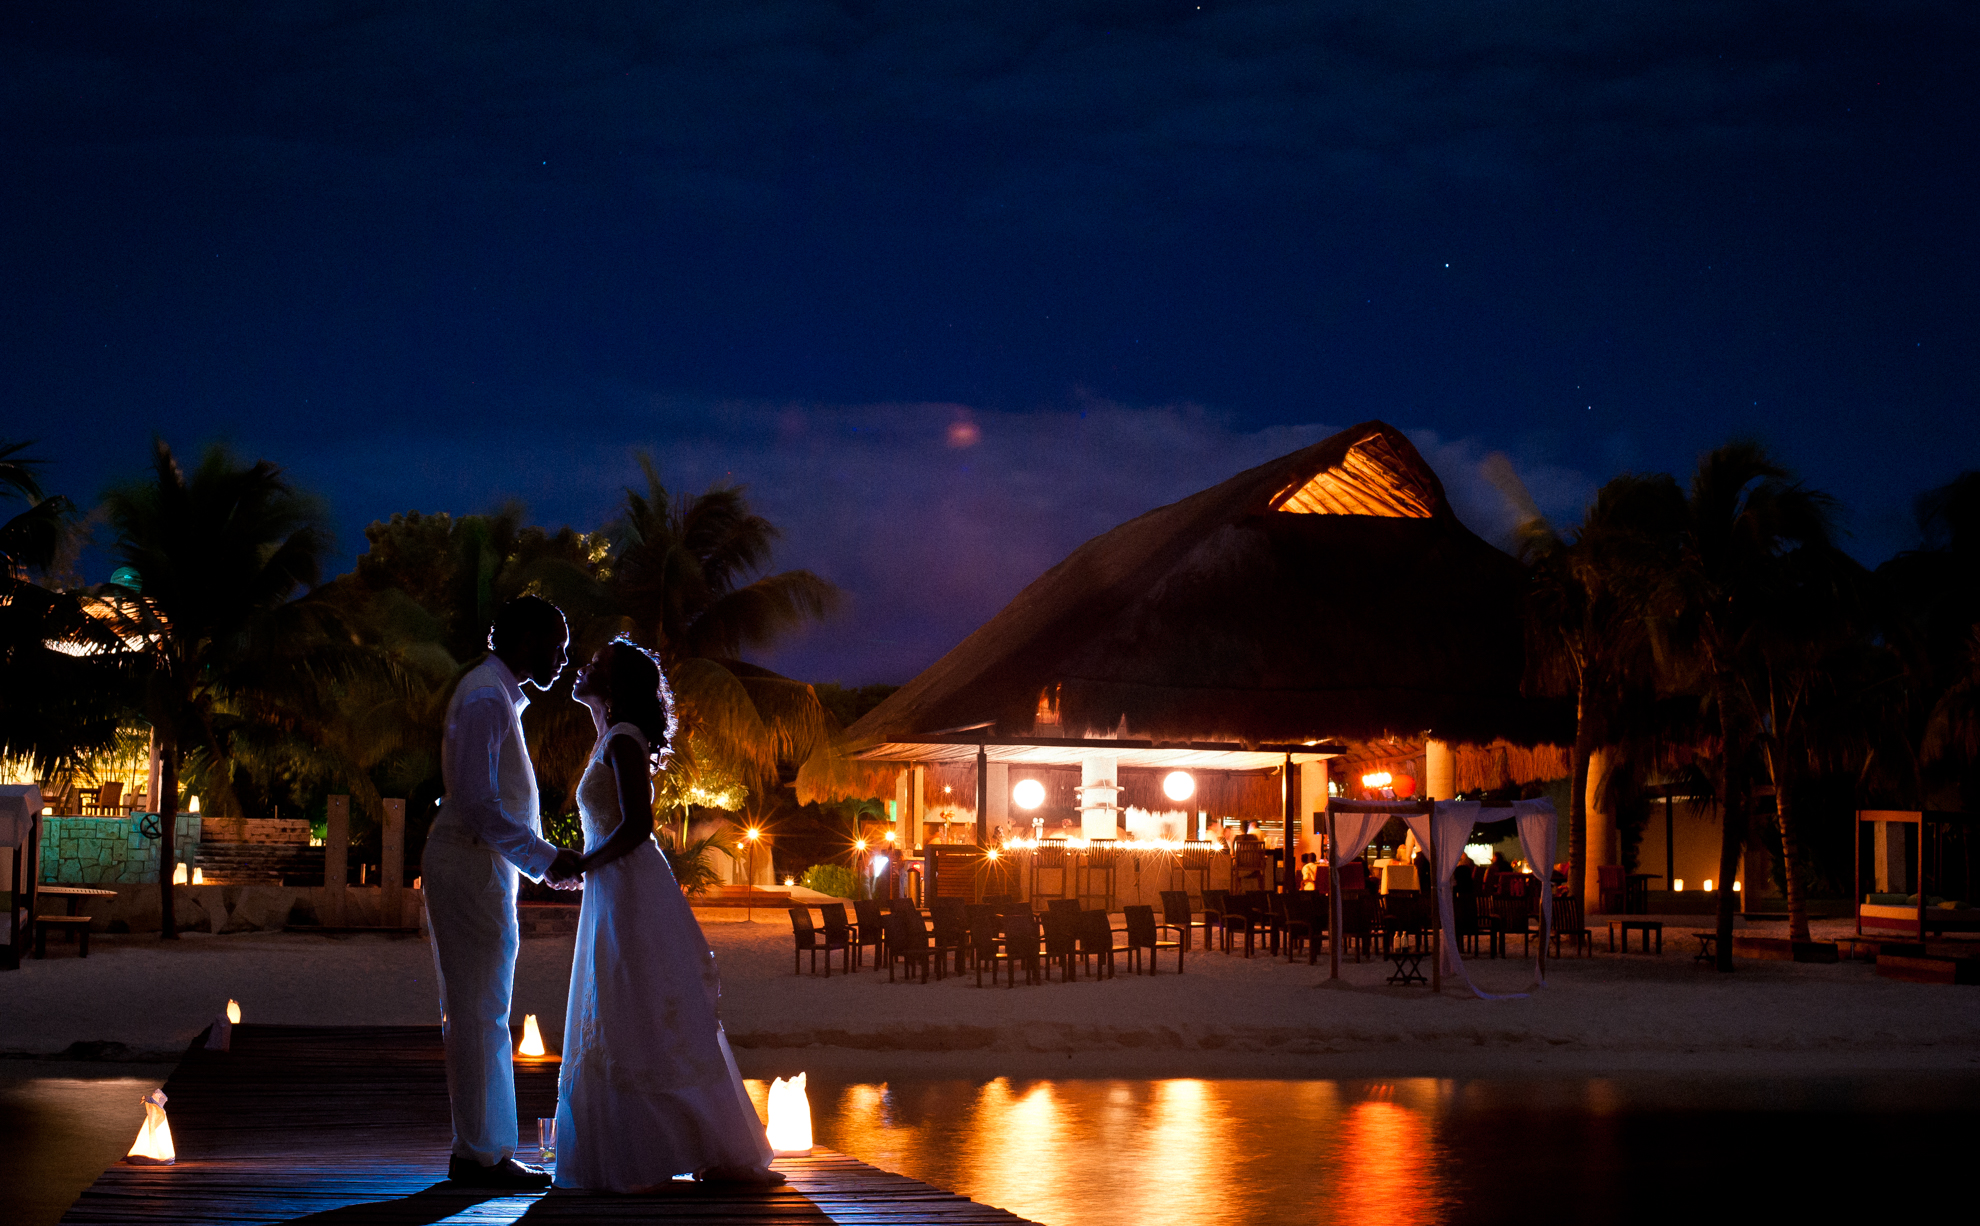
517,1013,549,1060
171,863,188,885
766,1073,813,1155
1161,771,1195,802
124,1090,175,1165
1703,878,1713,892
205,999,242,1051
1391,774,1417,798
1011,779,1046,810
1672,879,1684,892
192,868,204,885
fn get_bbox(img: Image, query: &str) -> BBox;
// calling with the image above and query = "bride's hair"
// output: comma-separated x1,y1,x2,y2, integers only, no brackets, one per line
602,637,677,770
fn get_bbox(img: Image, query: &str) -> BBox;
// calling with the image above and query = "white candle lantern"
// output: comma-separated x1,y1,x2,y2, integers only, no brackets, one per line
205,999,242,1051
125,1090,175,1164
516,1013,554,1061
766,1072,812,1156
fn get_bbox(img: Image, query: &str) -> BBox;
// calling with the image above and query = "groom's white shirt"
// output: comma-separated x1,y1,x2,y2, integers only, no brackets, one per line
432,655,556,880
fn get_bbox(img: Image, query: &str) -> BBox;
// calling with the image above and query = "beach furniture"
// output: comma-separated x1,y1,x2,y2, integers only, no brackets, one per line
789,907,848,976
1159,889,1209,951
1120,904,1183,974
1074,908,1119,979
885,908,936,983
851,899,888,966
1607,919,1663,954
1039,908,1079,982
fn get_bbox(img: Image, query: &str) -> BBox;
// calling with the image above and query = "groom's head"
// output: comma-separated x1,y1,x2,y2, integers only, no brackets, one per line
488,594,569,690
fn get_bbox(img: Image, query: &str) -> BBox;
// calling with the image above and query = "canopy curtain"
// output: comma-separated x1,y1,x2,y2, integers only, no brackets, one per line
1334,797,1558,1000
1327,809,1391,962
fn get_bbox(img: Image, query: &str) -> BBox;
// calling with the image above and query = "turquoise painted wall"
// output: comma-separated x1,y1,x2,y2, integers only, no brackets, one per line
39,813,202,885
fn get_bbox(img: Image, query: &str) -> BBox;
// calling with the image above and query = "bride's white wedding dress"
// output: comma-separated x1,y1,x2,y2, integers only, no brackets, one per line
553,722,772,1191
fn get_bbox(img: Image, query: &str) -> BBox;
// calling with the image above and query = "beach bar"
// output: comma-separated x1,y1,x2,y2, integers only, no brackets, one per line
809,421,1570,926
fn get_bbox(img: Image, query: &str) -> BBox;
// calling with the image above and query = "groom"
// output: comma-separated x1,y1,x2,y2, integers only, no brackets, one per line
424,594,583,1188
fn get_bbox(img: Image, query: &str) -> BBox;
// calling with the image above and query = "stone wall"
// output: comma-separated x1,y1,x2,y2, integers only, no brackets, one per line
39,813,201,885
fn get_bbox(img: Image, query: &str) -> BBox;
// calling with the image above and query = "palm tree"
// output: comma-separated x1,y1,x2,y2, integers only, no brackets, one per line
606,458,841,816
1654,442,1844,971
1516,471,1687,898
1742,544,1871,941
1880,472,1980,813
102,440,331,938
0,441,126,772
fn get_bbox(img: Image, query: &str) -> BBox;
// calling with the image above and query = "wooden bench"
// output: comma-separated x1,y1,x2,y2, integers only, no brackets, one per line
1385,947,1428,985
1607,918,1663,954
34,914,92,958
1693,932,1717,963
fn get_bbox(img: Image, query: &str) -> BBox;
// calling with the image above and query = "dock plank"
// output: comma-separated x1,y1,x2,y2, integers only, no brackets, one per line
60,1025,1039,1226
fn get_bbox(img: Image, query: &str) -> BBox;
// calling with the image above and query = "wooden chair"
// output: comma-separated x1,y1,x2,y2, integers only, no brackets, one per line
1159,889,1209,951
1074,909,1120,980
1550,896,1591,957
1039,908,1080,983
1596,865,1628,915
852,899,889,965
885,908,935,983
981,910,1040,986
1282,891,1323,962
817,906,855,974
930,897,970,976
1220,891,1270,957
83,782,124,816
1232,840,1269,893
1338,892,1376,963
1121,904,1183,974
789,907,847,976
1201,888,1231,935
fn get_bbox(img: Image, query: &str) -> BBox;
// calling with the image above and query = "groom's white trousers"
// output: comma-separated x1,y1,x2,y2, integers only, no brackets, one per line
423,829,522,1166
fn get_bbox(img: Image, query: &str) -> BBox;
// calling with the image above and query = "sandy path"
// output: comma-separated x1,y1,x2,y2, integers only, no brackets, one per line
3,915,1975,1078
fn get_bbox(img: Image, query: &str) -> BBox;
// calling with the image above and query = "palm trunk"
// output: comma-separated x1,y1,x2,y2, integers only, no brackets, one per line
1569,688,1594,902
1713,706,1744,973
157,728,178,941
1774,776,1810,943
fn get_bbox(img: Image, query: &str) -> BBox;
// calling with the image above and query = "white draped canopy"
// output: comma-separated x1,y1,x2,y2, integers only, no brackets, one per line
1325,797,1558,999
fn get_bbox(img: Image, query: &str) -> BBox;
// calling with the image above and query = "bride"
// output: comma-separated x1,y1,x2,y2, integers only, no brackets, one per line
553,637,781,1191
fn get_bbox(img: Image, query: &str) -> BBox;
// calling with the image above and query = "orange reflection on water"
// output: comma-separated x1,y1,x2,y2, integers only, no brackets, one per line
1327,1082,1450,1226
753,1076,1451,1226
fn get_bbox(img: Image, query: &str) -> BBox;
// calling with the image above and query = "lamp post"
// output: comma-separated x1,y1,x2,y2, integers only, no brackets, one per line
743,827,762,921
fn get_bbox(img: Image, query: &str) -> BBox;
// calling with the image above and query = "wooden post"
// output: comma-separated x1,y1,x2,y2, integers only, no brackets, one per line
975,745,989,848
1281,754,1296,893
1327,805,1341,980
1664,790,1676,906
325,795,349,925
381,798,406,926
1428,800,1440,993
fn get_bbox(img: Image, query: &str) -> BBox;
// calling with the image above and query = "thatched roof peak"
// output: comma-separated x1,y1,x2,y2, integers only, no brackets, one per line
849,421,1565,753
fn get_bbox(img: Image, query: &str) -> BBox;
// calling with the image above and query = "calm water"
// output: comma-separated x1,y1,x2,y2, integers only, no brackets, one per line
747,1075,1979,1226
10,1069,1972,1226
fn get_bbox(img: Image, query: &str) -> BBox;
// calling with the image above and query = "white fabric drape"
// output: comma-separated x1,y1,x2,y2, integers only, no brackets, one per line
1326,810,1390,955
1326,797,1559,999
1514,799,1558,989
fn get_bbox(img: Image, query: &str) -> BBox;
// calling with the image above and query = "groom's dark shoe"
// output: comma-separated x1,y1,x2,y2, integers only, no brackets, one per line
448,1155,554,1189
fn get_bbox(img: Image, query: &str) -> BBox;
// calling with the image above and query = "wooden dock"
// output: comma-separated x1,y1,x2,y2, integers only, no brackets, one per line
60,1025,1040,1226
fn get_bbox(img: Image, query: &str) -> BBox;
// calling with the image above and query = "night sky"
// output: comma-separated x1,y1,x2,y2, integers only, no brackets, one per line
6,3,1976,685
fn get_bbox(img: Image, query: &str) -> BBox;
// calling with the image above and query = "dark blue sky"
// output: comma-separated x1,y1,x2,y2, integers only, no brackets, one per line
6,2,1976,684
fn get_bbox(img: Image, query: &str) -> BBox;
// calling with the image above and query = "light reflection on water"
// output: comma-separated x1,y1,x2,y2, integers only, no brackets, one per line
749,1077,1456,1226
747,1074,1980,1226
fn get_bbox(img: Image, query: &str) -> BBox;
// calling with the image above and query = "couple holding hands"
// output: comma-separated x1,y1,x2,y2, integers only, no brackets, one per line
423,595,780,1192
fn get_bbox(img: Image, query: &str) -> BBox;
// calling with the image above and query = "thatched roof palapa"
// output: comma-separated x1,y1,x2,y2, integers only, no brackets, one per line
848,421,1568,758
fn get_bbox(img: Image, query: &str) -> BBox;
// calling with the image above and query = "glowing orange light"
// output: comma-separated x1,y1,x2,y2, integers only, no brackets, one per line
124,1090,174,1164
1161,772,1195,802
517,1014,550,1060
767,1073,813,1155
1360,772,1393,789
1012,779,1046,810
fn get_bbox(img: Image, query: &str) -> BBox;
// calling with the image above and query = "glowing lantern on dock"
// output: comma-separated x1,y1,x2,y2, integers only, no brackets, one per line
766,1073,813,1155
516,1013,554,1061
171,863,187,885
124,1090,175,1164
206,998,242,1051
